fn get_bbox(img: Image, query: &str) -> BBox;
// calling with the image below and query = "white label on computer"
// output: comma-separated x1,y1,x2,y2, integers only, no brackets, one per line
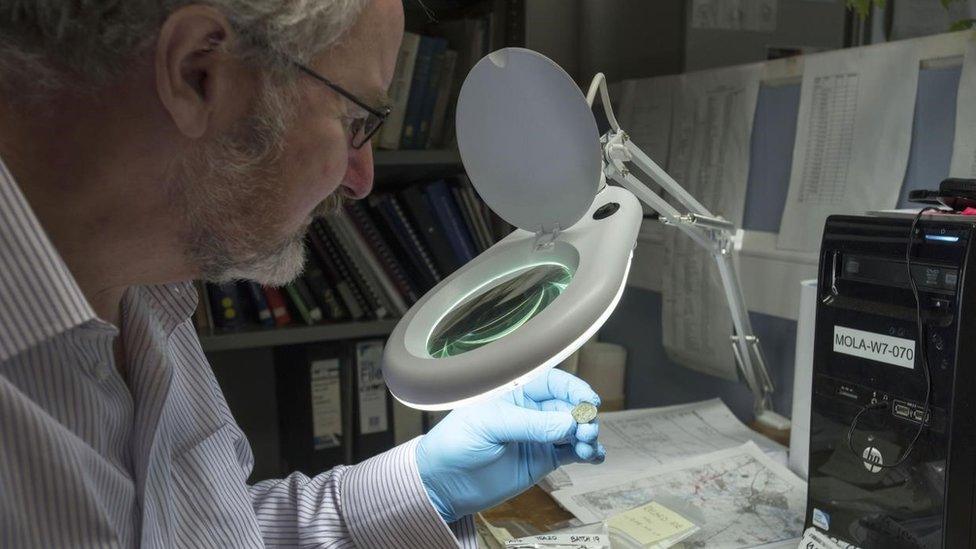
833,326,916,369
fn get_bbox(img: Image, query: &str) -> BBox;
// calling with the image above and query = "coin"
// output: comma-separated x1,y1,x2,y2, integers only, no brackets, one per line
571,401,598,424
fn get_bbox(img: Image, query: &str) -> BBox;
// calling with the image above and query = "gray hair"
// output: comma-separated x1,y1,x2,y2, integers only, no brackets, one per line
0,0,370,93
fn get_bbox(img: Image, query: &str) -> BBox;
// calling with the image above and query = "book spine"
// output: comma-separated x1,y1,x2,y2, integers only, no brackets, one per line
345,201,421,303
192,280,212,332
427,49,458,149
399,185,461,275
415,38,449,149
424,180,477,264
307,224,370,320
451,185,488,253
399,35,436,150
334,211,409,316
463,184,497,247
284,281,315,325
244,281,276,327
368,194,441,290
261,286,293,327
313,219,385,319
324,216,393,319
207,282,247,330
304,263,349,321
378,32,421,150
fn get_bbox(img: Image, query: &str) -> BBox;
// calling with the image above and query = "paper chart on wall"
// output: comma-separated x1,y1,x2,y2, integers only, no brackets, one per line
550,442,807,549
950,37,976,179
661,63,760,380
615,76,677,173
776,41,920,252
690,0,777,32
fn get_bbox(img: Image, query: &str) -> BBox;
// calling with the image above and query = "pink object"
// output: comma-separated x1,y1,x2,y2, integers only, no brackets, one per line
961,207,976,216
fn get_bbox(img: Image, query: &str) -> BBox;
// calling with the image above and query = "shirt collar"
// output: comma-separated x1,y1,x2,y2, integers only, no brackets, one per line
0,158,98,361
0,158,200,361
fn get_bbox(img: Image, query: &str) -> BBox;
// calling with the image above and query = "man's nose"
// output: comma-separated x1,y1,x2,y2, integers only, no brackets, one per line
342,144,375,199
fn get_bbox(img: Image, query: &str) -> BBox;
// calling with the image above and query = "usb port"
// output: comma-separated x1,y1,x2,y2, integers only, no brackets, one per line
837,387,858,400
913,409,929,423
893,403,911,418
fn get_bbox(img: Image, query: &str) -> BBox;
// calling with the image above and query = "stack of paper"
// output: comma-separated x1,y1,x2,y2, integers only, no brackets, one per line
542,398,787,492
551,442,806,549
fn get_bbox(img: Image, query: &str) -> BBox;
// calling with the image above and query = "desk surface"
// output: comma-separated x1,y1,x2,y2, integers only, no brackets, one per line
482,423,792,536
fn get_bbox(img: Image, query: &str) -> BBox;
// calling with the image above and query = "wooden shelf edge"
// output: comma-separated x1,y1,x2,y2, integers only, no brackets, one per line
373,149,461,167
199,319,399,352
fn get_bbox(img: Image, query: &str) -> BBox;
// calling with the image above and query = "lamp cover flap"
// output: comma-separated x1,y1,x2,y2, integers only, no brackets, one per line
455,48,602,234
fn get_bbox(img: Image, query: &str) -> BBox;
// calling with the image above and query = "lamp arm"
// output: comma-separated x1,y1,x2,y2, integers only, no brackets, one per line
599,130,786,428
585,73,621,132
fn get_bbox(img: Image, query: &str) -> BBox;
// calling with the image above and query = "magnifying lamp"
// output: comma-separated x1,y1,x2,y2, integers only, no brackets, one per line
383,48,788,431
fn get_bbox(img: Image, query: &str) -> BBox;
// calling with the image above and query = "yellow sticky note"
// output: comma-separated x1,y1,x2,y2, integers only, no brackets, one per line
607,501,695,546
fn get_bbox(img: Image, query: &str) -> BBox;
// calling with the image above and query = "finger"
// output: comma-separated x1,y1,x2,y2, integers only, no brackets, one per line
523,368,601,407
536,401,599,442
538,399,573,413
574,440,597,461
576,420,599,443
481,402,576,445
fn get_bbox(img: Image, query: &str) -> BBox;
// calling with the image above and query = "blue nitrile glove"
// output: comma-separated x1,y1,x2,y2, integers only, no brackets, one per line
415,368,607,523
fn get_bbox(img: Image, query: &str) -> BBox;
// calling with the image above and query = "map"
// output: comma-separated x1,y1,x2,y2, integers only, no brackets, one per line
551,442,806,549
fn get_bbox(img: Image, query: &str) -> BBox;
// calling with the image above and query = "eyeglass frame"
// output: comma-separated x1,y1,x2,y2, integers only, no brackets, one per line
292,61,392,149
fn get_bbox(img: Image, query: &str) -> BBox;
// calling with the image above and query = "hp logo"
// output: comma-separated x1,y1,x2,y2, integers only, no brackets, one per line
862,447,884,473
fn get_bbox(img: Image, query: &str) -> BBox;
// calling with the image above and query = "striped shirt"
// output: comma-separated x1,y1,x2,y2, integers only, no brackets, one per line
0,158,476,548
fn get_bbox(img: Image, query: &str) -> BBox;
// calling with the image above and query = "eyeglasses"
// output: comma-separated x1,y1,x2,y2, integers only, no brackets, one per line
293,62,392,149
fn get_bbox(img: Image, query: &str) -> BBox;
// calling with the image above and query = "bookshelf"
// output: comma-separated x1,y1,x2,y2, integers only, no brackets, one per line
199,319,398,352
374,148,461,166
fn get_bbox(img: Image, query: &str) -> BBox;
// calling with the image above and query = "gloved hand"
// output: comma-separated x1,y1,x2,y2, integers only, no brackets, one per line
416,368,606,523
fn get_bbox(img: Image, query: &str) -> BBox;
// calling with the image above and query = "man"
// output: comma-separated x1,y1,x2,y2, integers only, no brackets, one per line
0,0,606,547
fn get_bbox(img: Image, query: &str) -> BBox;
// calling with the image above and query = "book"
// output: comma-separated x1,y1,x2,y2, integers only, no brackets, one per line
303,263,349,321
284,279,322,325
192,280,213,332
414,37,449,149
378,32,421,150
207,282,247,330
437,17,491,148
331,212,408,316
344,201,421,304
424,179,477,264
399,35,440,149
243,281,275,327
452,185,488,253
261,286,293,327
427,49,458,149
275,343,354,474
368,194,441,291
398,184,461,276
323,216,395,318
457,181,495,250
352,339,395,462
307,223,371,320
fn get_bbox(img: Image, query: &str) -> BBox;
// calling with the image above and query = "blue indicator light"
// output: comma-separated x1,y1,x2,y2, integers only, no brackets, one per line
924,234,960,242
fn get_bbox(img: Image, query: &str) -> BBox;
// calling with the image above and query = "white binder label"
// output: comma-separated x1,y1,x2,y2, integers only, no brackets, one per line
833,326,915,369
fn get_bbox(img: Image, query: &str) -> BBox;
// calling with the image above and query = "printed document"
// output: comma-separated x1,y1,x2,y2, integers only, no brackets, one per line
542,399,785,491
662,63,761,379
776,41,920,252
551,442,807,549
615,75,677,174
951,36,976,179
690,0,777,32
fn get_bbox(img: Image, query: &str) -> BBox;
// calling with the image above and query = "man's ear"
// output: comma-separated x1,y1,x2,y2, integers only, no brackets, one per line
155,5,241,139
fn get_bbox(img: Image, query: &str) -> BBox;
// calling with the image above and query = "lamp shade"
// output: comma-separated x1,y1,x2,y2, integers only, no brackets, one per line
382,49,642,410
